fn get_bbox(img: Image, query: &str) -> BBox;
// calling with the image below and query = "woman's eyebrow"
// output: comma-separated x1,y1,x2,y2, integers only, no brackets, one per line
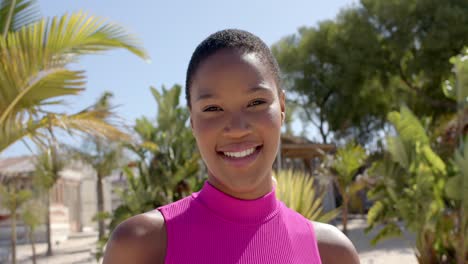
196,92,216,102
195,85,273,102
248,85,273,94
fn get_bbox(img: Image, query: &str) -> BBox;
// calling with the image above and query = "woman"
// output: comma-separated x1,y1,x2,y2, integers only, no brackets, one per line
103,29,359,264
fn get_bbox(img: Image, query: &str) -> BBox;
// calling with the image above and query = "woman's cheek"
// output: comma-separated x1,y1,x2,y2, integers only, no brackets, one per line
254,107,282,129
193,115,224,144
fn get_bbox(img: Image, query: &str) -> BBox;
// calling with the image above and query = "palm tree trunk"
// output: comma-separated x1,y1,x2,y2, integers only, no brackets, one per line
10,208,17,264
97,174,105,240
29,228,37,264
45,191,52,256
342,196,348,236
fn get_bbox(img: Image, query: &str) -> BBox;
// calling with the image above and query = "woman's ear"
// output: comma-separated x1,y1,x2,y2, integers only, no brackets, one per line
280,89,286,124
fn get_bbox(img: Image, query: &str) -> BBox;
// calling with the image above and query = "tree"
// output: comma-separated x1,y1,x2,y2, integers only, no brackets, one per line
21,199,45,264
366,49,468,264
366,106,446,262
0,184,32,264
33,145,65,256
320,142,367,235
441,49,468,264
272,0,468,144
66,92,127,241
0,0,149,155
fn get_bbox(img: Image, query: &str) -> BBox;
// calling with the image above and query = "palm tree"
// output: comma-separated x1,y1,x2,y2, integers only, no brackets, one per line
0,184,32,264
324,142,367,235
66,92,127,241
21,199,44,264
0,0,148,257
0,0,149,155
34,145,65,256
274,169,339,223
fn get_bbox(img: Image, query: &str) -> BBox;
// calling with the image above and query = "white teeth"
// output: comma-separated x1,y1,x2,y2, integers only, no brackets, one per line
223,147,256,158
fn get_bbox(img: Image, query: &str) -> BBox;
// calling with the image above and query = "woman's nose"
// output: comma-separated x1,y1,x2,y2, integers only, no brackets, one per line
223,112,251,138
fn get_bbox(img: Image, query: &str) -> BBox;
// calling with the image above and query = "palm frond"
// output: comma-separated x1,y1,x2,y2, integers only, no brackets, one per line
0,12,149,128
275,169,339,223
0,68,85,124
0,108,130,154
0,114,43,152
47,110,131,142
0,0,40,34
332,142,367,184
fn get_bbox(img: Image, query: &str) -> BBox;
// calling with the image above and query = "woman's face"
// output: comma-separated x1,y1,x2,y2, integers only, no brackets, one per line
190,48,285,198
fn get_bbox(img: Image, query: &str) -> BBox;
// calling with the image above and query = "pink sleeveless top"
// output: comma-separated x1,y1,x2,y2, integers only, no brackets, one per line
158,181,322,264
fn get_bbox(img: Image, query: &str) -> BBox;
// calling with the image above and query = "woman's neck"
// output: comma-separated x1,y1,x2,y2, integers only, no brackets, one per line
207,172,274,200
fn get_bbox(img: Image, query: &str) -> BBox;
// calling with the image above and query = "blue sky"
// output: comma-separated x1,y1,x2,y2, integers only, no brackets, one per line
3,0,357,157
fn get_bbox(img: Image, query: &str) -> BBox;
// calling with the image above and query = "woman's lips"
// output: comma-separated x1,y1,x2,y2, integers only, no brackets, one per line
217,145,262,168
216,141,261,152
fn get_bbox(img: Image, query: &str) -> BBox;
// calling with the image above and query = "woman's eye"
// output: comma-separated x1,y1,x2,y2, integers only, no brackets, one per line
248,100,266,107
203,106,222,112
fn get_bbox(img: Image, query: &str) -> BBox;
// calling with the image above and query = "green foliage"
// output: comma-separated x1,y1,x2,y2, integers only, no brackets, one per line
21,199,45,232
319,142,368,235
0,185,32,212
272,0,468,144
34,146,65,190
21,199,44,264
109,84,203,230
96,84,203,262
92,211,111,222
332,142,367,192
274,169,339,223
67,92,128,174
65,92,128,240
443,49,468,263
367,106,447,248
367,96,468,262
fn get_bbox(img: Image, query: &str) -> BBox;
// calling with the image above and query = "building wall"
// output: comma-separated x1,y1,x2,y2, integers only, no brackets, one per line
60,179,81,232
104,178,112,219
0,158,117,245
79,177,97,231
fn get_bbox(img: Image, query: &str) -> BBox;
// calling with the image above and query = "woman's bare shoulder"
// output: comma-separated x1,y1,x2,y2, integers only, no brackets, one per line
312,221,360,264
102,210,167,264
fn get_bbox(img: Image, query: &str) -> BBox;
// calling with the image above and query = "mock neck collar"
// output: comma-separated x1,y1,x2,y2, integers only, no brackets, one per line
193,181,279,225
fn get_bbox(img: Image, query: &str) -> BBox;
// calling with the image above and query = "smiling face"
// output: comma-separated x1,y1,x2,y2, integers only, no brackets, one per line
189,48,285,199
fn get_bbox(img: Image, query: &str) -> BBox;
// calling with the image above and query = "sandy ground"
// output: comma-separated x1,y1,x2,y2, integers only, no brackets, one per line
2,218,417,264
342,218,417,264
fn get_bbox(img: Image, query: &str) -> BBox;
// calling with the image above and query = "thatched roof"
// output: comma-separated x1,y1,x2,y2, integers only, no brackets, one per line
280,135,335,159
0,156,36,182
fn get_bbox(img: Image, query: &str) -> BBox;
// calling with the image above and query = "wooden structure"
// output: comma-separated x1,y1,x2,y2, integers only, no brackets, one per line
276,134,336,174
275,134,337,212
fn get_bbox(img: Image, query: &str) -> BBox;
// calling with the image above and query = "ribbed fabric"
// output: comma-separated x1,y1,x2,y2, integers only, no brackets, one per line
158,181,322,264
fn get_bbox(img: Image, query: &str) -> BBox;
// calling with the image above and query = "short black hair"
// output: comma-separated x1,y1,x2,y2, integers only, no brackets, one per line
185,29,281,108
